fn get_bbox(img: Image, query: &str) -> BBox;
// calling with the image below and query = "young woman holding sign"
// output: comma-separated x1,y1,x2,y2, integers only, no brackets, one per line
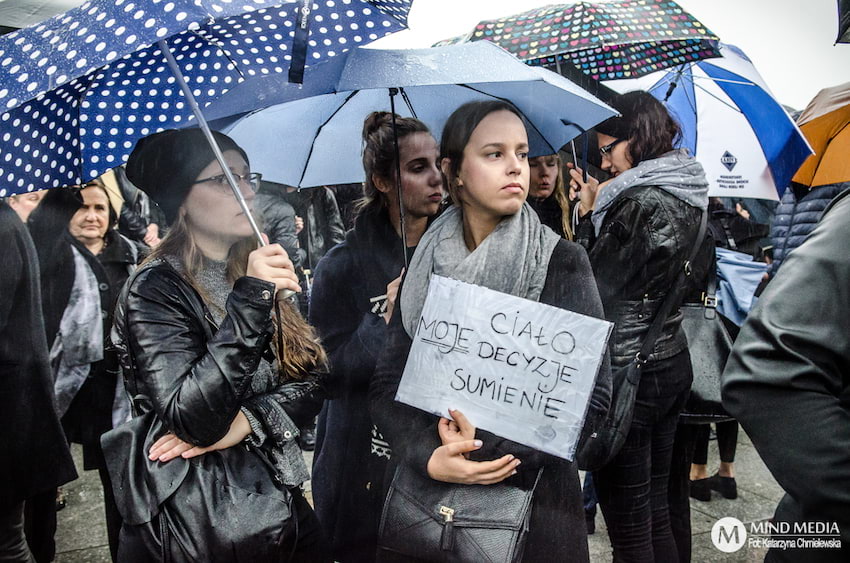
369,100,611,561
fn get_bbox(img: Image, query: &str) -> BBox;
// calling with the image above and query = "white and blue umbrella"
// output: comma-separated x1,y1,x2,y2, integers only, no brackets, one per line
205,41,618,189
606,43,812,201
0,0,413,198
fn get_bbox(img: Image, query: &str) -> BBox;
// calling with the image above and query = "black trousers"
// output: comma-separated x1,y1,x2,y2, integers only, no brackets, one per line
692,421,738,465
23,490,56,563
0,502,34,562
594,351,693,563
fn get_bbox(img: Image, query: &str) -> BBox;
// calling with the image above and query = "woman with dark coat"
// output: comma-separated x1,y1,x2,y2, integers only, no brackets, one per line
109,128,330,561
309,112,443,561
0,200,76,562
27,180,139,560
369,100,611,562
570,91,709,562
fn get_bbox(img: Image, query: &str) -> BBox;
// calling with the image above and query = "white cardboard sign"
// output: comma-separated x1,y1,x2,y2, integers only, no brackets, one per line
396,275,612,460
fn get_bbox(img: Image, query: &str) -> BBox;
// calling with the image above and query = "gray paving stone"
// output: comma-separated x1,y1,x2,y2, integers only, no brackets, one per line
54,429,787,562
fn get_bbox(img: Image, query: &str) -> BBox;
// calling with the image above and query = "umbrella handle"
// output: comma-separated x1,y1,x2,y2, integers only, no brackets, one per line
158,40,296,299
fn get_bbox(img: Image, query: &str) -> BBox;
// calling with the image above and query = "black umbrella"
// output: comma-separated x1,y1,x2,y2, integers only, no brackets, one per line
838,0,850,43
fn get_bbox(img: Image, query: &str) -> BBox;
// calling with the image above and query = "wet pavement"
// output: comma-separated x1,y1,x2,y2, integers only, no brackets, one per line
55,432,779,562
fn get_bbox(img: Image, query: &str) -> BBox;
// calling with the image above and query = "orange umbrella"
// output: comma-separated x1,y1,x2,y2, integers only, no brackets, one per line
792,82,850,187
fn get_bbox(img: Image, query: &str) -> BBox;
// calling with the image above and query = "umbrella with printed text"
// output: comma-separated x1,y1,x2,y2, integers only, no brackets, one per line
605,43,813,200
433,0,720,82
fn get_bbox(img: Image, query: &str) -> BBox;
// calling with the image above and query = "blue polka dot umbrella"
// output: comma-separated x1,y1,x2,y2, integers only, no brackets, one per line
0,0,413,212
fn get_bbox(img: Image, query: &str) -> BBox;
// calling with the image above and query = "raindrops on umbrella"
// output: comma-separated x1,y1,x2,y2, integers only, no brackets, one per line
0,0,413,196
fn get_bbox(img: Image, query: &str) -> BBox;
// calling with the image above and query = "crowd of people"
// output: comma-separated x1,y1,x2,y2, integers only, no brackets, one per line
1,87,847,563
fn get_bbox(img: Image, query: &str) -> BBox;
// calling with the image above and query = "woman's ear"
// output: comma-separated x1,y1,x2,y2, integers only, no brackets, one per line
373,174,392,194
439,157,452,179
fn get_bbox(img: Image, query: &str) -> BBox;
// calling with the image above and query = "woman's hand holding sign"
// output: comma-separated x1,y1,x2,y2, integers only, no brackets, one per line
427,408,521,485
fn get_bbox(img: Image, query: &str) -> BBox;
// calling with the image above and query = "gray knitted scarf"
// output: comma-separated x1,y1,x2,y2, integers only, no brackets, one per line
591,149,709,235
401,203,561,337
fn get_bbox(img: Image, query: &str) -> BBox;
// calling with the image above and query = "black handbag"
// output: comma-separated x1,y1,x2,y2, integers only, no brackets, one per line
102,411,297,561
377,463,543,563
679,257,735,424
577,210,708,471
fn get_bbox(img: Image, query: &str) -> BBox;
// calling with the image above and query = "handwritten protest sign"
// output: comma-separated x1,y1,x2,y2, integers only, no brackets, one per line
396,275,612,460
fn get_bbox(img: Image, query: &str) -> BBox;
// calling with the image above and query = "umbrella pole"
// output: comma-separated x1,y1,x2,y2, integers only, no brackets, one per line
157,40,265,247
389,88,409,268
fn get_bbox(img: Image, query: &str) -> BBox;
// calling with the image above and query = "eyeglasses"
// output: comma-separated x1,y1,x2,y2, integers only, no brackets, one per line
599,139,625,157
194,172,262,193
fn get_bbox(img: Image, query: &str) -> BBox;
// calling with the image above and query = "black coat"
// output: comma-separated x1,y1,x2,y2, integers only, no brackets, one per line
528,194,567,238
29,192,138,468
0,202,77,509
722,189,850,562
369,239,612,563
576,186,709,367
283,187,346,270
255,183,304,272
309,207,408,561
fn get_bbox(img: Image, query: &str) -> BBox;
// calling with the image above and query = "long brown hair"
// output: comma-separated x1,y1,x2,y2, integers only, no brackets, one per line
530,153,574,241
145,215,327,381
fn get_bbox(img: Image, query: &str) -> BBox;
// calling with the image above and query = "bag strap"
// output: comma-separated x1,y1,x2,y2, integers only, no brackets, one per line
700,250,718,320
637,208,708,364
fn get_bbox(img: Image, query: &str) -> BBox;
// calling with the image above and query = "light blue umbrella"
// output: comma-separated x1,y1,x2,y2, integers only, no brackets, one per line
204,41,617,189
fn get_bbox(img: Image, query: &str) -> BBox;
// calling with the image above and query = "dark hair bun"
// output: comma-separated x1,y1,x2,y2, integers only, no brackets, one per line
362,111,394,141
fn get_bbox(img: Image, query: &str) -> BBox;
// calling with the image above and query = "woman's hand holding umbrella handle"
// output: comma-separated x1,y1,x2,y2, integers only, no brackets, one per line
568,164,601,217
148,412,253,462
247,235,302,295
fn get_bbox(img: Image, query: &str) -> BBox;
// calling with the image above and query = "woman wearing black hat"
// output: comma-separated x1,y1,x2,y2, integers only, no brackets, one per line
110,129,330,561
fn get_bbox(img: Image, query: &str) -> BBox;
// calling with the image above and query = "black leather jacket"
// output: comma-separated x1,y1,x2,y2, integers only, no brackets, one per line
111,259,324,448
577,186,708,366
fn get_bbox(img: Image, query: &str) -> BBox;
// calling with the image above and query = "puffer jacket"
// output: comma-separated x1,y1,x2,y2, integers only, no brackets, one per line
769,182,848,277
576,186,709,366
111,259,324,448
